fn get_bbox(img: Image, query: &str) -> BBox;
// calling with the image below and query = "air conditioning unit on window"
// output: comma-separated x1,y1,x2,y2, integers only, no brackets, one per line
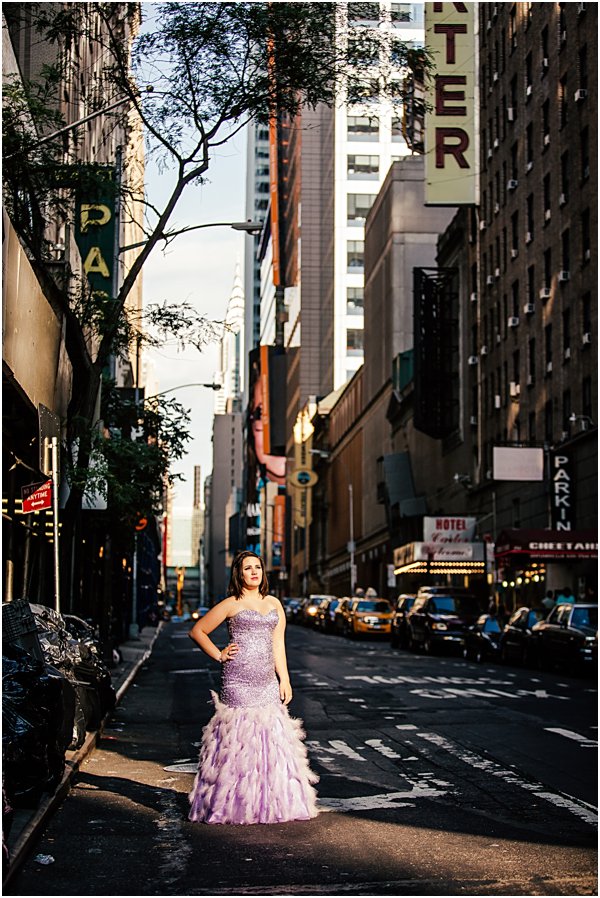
494,203,500,215
507,107,515,122
544,208,552,222
539,286,551,300
487,148,493,160
470,416,478,426
493,137,499,149
468,356,479,366
542,58,549,71
526,160,534,173
495,267,501,278
526,374,534,386
494,395,501,409
546,361,553,374
578,3,587,13
470,292,478,303
582,332,592,345
480,345,489,356
508,316,520,328
544,133,551,147
559,193,567,206
558,270,570,282
493,71,499,82
511,248,519,259
486,275,494,286
523,302,535,315
526,84,532,97
525,231,533,244
510,382,521,398
575,88,588,102
564,347,571,360
479,220,487,231
584,249,591,262
507,179,518,191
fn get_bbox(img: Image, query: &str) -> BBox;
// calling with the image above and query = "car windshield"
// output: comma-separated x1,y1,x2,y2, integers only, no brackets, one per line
398,597,415,610
528,609,545,627
482,617,502,633
430,596,478,614
570,607,598,631
356,601,390,613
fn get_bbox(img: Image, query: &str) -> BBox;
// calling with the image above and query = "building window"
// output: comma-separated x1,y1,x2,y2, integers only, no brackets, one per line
527,265,535,303
545,323,553,368
559,76,568,129
347,240,365,270
578,45,589,91
582,376,592,419
581,209,591,263
347,115,379,140
347,155,379,179
528,338,536,385
582,293,592,335
529,411,536,441
543,174,551,221
391,3,412,23
541,26,549,71
563,308,571,354
346,328,364,355
525,53,532,94
511,280,519,316
347,193,377,224
526,123,533,168
347,286,364,315
562,390,572,432
544,248,552,290
542,100,550,147
544,399,553,441
391,117,405,142
509,5,517,51
511,211,518,252
510,74,518,117
561,229,570,273
560,151,569,202
348,2,380,22
510,142,518,179
513,349,520,387
580,126,589,180
526,194,534,239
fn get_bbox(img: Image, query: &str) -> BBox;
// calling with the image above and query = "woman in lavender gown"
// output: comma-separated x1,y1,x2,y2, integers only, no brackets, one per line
187,550,318,825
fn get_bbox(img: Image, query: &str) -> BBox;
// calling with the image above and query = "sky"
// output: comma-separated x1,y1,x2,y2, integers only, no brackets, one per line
142,129,248,511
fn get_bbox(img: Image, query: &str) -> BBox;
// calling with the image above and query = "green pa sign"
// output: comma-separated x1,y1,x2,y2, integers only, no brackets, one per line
74,165,117,301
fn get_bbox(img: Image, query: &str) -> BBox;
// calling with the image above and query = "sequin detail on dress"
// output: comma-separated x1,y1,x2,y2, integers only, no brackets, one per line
188,609,319,825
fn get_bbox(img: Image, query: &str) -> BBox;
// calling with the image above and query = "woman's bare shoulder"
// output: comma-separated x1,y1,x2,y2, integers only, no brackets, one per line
216,595,239,616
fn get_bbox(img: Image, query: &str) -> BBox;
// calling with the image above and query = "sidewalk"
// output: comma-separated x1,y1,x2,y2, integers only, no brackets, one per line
3,622,164,888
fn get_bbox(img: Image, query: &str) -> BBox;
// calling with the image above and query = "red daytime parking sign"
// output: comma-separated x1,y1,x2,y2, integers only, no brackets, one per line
21,480,53,513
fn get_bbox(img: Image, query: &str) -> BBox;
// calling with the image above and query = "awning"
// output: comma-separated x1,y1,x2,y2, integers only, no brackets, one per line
495,530,598,562
393,541,486,575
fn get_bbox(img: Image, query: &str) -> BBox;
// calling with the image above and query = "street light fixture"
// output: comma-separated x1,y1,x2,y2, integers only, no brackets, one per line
119,220,263,253
310,449,356,596
143,382,222,401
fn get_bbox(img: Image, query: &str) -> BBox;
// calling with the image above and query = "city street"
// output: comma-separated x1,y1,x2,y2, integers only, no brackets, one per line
7,620,597,897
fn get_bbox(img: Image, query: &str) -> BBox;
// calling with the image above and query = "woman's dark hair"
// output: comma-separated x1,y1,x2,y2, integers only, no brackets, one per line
228,551,269,599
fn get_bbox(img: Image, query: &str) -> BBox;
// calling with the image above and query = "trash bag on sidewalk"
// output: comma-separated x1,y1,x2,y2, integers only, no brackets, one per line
29,604,115,738
2,645,75,808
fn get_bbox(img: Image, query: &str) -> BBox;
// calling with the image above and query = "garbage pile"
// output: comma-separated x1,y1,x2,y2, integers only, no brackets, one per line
2,601,116,814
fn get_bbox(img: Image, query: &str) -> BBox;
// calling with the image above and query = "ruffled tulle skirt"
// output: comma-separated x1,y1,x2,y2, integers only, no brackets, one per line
188,691,319,825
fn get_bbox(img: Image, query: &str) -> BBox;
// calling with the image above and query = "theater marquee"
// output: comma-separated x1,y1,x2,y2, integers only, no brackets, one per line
425,2,477,205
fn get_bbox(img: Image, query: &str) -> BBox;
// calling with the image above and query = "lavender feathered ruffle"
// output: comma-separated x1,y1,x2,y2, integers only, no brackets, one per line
188,691,319,825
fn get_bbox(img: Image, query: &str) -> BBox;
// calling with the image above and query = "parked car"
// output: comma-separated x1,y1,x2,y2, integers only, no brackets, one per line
531,603,598,674
284,598,304,623
344,598,394,639
417,585,472,598
315,597,342,632
299,596,324,626
463,614,503,663
406,592,485,654
390,595,416,648
333,598,354,634
499,607,547,666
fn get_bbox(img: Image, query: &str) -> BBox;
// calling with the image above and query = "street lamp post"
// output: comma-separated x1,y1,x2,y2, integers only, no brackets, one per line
310,449,356,596
119,220,263,254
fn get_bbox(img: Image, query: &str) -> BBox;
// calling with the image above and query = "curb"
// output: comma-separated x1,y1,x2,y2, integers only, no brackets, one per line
2,622,164,889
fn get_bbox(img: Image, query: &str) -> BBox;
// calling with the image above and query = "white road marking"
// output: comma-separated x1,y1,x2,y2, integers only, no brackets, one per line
545,728,598,748
163,763,198,773
395,724,418,730
415,731,598,826
327,739,367,761
364,738,402,759
318,783,448,813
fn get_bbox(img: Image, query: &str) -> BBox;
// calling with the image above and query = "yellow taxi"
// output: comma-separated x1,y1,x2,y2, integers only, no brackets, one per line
345,598,394,638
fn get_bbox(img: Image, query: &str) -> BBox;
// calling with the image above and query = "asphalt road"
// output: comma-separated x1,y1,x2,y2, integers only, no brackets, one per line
7,619,597,896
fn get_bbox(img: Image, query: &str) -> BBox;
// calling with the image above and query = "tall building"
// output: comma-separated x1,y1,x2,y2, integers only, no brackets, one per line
190,465,204,566
215,263,245,411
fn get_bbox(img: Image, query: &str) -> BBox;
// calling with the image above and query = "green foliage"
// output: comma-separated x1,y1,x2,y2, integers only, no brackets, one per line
69,379,192,529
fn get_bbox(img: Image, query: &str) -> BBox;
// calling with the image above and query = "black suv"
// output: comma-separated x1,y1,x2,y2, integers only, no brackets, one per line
406,592,485,654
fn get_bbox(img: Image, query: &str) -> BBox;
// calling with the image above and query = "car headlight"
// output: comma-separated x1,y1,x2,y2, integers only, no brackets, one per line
431,622,448,631
191,611,199,620
307,606,318,615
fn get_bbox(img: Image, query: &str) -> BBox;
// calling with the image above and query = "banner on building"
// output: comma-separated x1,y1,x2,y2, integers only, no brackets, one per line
247,348,286,503
424,2,477,205
492,447,544,482
551,451,575,531
272,493,286,569
74,165,117,300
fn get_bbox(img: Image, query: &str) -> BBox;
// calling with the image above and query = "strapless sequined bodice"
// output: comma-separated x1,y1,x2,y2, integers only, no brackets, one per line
220,609,280,708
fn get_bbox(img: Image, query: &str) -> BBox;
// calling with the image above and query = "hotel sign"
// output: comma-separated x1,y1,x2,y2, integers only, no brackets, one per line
425,2,477,205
